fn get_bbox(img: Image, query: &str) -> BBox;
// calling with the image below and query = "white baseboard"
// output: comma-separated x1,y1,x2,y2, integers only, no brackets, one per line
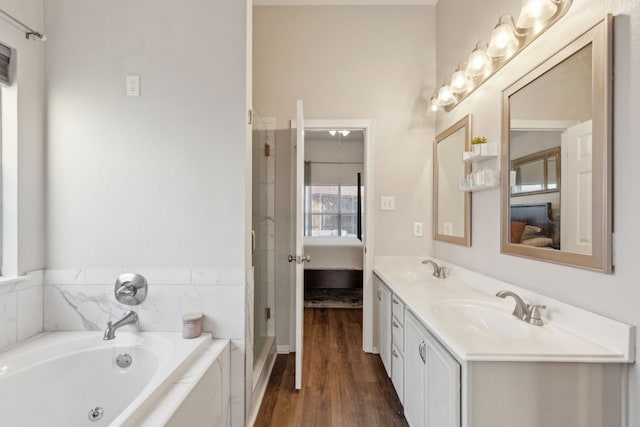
276,344,290,354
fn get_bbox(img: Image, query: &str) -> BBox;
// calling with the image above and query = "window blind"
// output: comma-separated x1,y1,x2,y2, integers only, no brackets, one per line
0,42,11,85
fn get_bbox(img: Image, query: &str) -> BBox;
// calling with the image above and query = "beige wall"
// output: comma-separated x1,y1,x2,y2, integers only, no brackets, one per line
435,0,640,424
254,5,436,347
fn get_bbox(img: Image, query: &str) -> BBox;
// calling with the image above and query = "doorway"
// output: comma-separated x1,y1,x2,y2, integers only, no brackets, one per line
302,128,365,309
290,119,376,368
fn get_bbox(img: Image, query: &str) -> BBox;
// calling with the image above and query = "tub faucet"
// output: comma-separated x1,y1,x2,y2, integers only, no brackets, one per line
496,290,529,321
103,310,138,340
422,259,447,278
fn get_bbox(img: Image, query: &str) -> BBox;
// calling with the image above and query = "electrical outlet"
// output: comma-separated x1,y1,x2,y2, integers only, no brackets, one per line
414,222,423,237
126,75,140,97
380,196,395,211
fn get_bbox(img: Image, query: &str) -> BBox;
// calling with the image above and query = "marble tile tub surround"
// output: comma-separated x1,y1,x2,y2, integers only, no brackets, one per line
0,271,44,351
43,267,246,426
375,257,635,361
43,268,245,338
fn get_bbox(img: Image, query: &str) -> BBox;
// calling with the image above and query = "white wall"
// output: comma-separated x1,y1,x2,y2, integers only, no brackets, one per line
0,0,46,351
45,0,248,270
435,0,640,424
44,1,249,425
0,0,45,276
254,5,436,348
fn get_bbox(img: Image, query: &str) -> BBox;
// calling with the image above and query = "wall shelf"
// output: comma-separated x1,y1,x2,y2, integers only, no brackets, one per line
459,169,500,192
462,143,499,163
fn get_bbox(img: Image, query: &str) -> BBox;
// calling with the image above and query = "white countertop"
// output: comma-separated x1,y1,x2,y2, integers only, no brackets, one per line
374,262,634,363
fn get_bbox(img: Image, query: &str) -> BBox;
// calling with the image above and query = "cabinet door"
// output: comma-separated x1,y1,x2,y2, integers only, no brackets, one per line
380,284,392,377
425,331,460,427
404,312,426,427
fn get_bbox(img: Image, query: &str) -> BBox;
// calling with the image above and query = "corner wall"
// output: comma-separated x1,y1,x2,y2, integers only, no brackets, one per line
435,0,640,424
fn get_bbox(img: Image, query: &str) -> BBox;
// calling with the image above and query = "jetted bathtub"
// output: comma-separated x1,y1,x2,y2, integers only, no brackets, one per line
0,331,230,427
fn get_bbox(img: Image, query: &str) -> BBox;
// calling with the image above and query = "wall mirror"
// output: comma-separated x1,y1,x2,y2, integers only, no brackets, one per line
434,115,471,246
501,17,612,272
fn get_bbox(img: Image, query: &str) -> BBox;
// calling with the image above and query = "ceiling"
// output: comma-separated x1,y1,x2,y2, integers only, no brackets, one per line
253,0,438,5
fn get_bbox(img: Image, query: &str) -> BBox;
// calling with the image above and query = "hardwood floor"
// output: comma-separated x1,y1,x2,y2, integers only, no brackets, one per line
254,308,408,427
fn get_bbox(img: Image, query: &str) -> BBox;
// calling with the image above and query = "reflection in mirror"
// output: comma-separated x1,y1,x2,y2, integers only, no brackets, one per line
434,115,471,246
501,17,612,272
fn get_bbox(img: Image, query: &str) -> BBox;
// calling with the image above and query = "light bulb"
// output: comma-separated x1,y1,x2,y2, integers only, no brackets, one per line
436,84,456,107
328,130,336,136
517,0,558,28
466,47,491,78
339,130,350,137
428,95,440,112
487,22,519,58
450,69,470,93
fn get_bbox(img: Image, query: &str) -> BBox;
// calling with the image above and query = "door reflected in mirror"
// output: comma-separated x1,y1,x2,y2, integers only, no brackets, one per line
501,18,612,272
434,115,471,246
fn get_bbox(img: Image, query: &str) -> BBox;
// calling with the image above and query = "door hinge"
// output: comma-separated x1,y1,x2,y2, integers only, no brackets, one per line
248,109,254,125
264,143,271,157
265,307,271,321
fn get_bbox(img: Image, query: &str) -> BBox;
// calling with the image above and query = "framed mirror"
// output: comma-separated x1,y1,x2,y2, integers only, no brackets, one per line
434,115,471,246
501,17,612,272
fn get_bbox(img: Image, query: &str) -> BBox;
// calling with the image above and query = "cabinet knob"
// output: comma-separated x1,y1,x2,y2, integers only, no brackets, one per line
392,298,399,305
393,349,399,358
393,320,399,328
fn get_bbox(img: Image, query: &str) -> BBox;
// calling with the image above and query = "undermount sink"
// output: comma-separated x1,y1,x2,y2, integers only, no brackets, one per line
431,301,531,340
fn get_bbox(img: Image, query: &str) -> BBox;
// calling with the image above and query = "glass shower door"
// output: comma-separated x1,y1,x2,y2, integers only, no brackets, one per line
251,109,275,379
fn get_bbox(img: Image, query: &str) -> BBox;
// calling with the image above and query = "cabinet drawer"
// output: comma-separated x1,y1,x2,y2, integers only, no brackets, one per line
391,294,404,322
392,316,404,353
391,344,404,403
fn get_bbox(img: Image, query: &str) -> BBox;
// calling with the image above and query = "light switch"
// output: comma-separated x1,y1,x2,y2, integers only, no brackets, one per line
126,75,140,97
380,196,395,211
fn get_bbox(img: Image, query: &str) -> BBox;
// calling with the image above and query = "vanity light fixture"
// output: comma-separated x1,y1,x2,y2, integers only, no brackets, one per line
427,0,572,113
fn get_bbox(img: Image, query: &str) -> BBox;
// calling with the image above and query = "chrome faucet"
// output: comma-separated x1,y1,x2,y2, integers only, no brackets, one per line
103,310,138,340
496,290,529,321
422,259,447,278
496,290,547,325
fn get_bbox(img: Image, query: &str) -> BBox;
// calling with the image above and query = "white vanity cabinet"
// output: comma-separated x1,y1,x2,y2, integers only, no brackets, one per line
390,293,405,402
375,276,392,376
404,310,460,427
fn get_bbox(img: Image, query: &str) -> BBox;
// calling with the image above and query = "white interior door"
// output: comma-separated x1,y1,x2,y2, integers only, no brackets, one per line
561,120,593,255
294,100,305,390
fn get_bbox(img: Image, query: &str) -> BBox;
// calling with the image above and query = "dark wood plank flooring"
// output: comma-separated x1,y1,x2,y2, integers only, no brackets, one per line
255,308,408,427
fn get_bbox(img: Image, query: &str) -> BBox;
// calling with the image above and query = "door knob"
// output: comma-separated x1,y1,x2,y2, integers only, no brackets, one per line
302,255,311,263
288,255,296,263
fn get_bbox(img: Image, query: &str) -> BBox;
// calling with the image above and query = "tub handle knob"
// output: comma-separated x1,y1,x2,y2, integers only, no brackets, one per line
116,284,137,298
114,273,147,305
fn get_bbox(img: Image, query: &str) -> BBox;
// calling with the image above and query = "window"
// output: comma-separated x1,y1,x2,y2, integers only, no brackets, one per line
305,185,364,238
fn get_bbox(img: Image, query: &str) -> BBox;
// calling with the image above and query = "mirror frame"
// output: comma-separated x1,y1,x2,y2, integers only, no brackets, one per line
434,115,471,247
501,16,613,272
511,147,561,197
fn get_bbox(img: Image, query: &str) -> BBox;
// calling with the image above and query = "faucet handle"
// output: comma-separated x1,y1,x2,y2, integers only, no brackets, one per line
528,305,546,326
439,267,447,279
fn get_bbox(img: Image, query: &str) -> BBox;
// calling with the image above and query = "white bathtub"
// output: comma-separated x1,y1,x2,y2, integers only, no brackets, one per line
0,331,230,427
